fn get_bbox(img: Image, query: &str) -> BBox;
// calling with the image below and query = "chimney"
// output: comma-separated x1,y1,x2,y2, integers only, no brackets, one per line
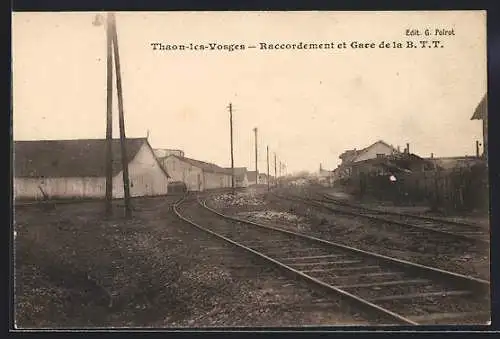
406,143,410,154
397,145,401,153
431,153,434,159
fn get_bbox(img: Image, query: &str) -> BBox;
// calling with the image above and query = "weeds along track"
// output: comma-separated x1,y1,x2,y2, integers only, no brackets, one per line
173,193,490,326
273,193,489,246
320,194,489,241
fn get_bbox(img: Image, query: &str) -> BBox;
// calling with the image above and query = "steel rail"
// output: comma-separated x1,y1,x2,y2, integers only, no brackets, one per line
172,194,418,325
320,193,485,228
201,197,489,289
174,194,490,325
272,193,489,245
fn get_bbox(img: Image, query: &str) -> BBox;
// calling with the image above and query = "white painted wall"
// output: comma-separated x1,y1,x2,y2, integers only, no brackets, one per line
203,171,227,190
162,156,204,191
236,173,249,187
14,142,169,200
14,177,105,200
355,143,396,162
113,143,169,198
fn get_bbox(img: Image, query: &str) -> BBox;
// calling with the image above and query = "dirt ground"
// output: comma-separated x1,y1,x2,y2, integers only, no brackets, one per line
13,195,373,328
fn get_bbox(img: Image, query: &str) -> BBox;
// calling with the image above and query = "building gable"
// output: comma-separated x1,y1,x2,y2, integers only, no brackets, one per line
116,141,170,180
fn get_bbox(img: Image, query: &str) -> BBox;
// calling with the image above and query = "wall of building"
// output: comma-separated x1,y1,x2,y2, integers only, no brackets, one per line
355,143,395,162
258,175,267,184
235,173,249,187
162,156,204,191
14,143,170,200
14,176,106,200
203,171,228,190
113,143,169,198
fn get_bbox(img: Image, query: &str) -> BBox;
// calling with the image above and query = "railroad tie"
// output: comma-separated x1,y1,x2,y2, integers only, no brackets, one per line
288,260,361,267
282,254,344,261
368,290,472,302
302,265,379,274
408,311,491,323
328,271,404,281
335,279,430,289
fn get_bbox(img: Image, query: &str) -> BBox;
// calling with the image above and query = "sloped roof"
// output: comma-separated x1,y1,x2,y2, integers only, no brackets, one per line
339,140,398,162
14,138,170,178
471,95,487,120
167,155,230,174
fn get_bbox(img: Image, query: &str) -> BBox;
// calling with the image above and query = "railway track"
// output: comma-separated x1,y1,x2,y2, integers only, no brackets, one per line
173,193,490,326
273,192,490,245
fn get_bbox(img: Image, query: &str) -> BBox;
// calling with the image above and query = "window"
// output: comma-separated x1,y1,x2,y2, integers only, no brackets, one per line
376,154,385,159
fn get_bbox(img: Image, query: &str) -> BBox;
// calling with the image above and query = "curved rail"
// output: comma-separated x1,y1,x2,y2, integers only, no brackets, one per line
321,193,484,228
272,192,489,245
173,193,490,325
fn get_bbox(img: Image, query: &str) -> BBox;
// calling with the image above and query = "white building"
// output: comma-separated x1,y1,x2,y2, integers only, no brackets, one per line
230,167,249,188
159,155,232,191
14,138,170,200
247,171,258,185
336,140,401,180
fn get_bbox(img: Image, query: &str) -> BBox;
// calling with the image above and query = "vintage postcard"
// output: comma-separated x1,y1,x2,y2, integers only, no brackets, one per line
12,11,489,329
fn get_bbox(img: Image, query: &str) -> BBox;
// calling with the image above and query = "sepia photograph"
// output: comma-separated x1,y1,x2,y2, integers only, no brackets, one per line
12,10,490,328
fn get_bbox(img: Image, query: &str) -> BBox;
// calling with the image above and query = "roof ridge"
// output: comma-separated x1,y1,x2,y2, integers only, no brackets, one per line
14,137,147,142
14,138,148,178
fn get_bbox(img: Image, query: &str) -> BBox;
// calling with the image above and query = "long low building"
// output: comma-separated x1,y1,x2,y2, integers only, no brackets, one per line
14,138,170,200
159,154,232,191
226,167,249,188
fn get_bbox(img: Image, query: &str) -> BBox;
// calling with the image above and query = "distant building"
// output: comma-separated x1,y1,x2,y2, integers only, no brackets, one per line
471,94,487,160
336,140,401,180
247,170,258,185
159,155,231,191
226,167,249,188
258,173,275,185
258,173,268,185
14,138,170,200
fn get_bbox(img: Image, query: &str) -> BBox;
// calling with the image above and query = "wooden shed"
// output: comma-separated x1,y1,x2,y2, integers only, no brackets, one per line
159,155,232,192
14,138,170,200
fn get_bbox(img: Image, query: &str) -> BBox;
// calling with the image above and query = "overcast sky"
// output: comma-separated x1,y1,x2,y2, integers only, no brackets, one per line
12,11,486,173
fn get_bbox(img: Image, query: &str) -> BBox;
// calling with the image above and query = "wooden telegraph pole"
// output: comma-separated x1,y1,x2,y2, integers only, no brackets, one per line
274,153,277,188
267,146,270,191
109,13,132,217
253,127,258,183
228,103,235,194
105,13,114,215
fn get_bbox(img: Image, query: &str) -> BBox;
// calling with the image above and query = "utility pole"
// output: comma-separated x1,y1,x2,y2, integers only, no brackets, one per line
279,161,282,178
228,103,235,194
105,13,114,215
274,153,277,187
110,13,132,218
253,127,258,183
267,146,270,191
